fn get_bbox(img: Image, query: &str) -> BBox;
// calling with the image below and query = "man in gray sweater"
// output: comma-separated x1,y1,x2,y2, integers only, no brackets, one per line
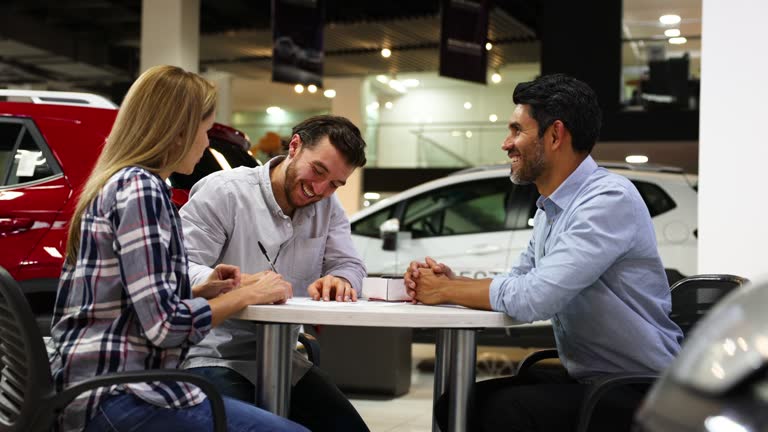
180,115,369,432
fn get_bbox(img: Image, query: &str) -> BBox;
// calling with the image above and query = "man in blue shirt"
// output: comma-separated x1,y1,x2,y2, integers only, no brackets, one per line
405,74,683,432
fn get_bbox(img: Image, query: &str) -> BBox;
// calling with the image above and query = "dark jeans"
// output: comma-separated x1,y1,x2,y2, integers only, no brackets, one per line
435,366,646,432
85,392,308,432
189,366,370,432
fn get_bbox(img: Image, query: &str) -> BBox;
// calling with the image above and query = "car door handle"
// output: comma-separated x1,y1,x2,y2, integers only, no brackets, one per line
0,217,34,234
465,245,502,255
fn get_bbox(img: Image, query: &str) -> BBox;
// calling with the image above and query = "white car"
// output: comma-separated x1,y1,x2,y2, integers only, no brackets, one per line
352,162,698,289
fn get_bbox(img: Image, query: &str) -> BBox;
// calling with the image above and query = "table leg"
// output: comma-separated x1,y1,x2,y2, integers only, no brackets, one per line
447,329,477,432
254,323,293,416
433,329,453,432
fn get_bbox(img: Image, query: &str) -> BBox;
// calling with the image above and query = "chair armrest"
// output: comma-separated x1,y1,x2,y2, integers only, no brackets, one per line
515,348,559,375
576,373,658,432
299,332,321,367
51,369,227,432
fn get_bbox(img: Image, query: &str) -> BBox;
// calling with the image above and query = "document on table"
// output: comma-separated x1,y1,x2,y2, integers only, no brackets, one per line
287,298,408,307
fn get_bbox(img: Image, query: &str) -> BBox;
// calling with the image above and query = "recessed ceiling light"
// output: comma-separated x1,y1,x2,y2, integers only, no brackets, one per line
485,42,492,51
625,155,649,164
363,192,381,200
491,73,502,84
664,29,681,37
381,48,392,58
266,106,282,115
388,80,407,93
489,114,498,122
463,101,472,109
384,101,393,109
465,131,472,138
376,74,389,84
294,84,304,94
307,84,317,93
659,14,681,25
323,89,336,98
368,101,380,110
668,37,687,45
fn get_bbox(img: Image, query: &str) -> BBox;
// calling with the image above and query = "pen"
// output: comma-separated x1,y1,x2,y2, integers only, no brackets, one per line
257,241,278,273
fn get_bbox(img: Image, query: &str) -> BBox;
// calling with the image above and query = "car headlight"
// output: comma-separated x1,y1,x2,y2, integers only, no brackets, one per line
669,280,768,394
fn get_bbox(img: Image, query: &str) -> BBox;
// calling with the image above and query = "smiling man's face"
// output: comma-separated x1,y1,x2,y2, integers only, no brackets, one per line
283,136,355,210
502,104,547,185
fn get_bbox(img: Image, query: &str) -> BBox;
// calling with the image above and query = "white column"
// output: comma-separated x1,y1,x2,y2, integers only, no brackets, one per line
699,0,768,279
326,77,366,215
140,0,200,73
203,70,233,125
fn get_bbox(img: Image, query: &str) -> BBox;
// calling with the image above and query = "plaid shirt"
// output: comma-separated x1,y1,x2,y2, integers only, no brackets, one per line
49,167,213,432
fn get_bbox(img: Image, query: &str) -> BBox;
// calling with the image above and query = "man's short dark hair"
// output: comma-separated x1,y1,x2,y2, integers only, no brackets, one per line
290,115,367,167
513,74,602,154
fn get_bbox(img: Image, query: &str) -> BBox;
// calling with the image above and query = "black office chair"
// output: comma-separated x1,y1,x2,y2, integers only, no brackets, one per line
0,266,227,432
514,274,749,432
298,332,320,366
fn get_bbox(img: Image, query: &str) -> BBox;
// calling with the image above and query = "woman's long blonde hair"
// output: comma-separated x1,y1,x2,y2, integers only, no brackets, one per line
65,65,217,263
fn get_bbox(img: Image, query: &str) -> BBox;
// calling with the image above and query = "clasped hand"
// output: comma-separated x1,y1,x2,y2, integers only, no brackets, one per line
404,256,454,305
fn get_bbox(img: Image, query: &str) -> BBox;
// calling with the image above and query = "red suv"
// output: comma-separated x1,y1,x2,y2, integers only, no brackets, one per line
0,90,256,331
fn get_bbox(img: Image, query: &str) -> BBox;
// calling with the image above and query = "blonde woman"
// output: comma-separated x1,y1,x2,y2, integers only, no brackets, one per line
49,65,307,432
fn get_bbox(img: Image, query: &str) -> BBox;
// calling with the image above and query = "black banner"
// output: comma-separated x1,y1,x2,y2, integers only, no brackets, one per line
272,0,325,87
439,0,490,84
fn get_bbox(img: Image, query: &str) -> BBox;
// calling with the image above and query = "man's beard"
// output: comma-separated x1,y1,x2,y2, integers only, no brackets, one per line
283,156,318,210
509,138,546,185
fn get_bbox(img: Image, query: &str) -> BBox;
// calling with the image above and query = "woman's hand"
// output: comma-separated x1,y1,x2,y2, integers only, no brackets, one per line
192,264,241,299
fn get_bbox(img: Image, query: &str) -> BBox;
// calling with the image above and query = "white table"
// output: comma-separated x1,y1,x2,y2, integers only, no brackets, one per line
233,298,521,432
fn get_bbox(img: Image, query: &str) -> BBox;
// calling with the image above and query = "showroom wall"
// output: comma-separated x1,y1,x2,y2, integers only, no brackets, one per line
698,0,768,279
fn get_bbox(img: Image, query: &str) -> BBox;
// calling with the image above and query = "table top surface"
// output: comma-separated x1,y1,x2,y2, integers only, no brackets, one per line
232,298,527,328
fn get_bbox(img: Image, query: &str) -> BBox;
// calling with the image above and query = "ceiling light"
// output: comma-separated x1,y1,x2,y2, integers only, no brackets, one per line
381,48,392,58
266,106,282,115
384,101,393,109
294,84,304,93
388,80,407,93
376,74,389,84
403,79,420,87
451,130,461,137
659,14,681,25
307,84,317,93
368,101,380,110
625,155,648,164
668,37,687,45
664,28,681,37
463,101,472,109
323,89,336,98
485,42,492,51
363,192,381,200
465,131,472,138
491,72,502,84
489,114,498,122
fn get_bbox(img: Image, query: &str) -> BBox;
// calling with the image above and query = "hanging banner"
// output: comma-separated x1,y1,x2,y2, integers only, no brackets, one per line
272,0,325,87
439,0,490,84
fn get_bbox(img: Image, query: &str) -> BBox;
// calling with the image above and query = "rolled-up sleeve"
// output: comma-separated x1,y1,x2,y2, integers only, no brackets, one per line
114,174,212,347
323,196,367,293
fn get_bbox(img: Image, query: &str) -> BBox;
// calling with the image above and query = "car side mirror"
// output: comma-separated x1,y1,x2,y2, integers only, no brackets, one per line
380,218,400,251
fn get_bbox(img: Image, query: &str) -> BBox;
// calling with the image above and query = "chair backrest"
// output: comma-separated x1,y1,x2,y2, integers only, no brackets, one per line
0,266,56,431
670,274,748,336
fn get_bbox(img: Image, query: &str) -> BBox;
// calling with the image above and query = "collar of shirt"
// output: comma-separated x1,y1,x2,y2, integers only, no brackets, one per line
260,156,317,223
536,155,599,219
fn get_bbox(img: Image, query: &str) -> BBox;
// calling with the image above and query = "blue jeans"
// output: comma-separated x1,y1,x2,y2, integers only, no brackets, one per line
84,393,309,432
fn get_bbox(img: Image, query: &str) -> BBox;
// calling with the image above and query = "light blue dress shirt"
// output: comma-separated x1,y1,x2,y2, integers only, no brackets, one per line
489,156,683,380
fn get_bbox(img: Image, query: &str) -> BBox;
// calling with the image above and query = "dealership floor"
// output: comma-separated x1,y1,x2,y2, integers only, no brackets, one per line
348,344,550,432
